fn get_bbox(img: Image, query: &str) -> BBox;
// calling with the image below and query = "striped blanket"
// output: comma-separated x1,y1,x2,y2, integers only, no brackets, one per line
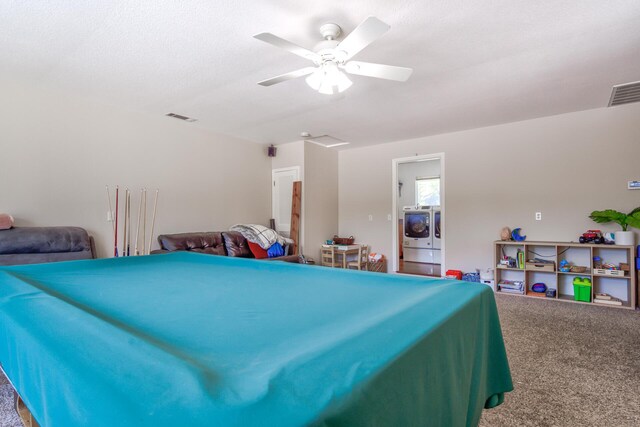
229,224,293,250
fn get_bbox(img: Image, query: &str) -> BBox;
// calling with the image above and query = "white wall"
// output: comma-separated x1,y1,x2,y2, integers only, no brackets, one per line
0,77,272,257
397,159,441,213
339,104,640,272
304,142,338,260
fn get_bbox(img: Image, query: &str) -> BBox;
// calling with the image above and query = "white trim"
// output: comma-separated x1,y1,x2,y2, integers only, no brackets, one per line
391,153,446,275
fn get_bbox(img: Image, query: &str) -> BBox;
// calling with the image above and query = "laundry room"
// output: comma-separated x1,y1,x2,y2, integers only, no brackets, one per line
397,158,442,276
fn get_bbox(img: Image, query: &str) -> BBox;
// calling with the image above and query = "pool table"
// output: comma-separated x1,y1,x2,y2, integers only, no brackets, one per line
0,252,512,426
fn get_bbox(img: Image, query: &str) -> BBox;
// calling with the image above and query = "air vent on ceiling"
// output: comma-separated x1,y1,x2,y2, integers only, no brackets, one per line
165,112,197,122
608,81,640,107
304,135,349,148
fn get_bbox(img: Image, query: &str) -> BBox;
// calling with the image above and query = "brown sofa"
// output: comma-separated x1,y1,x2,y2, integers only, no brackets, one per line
151,231,300,263
0,226,96,266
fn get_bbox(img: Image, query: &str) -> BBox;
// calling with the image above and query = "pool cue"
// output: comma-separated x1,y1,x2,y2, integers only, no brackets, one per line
142,188,147,255
126,189,132,256
147,189,159,255
105,185,115,235
134,189,143,255
122,188,128,257
114,186,119,257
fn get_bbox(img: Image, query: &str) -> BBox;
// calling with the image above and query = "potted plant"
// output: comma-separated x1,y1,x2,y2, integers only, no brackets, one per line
589,208,640,245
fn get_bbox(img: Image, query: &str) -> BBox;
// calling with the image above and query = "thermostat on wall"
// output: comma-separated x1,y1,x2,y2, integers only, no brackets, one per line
628,181,640,190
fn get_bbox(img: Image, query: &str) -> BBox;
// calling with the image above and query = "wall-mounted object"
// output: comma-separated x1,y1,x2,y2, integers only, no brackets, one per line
268,145,277,157
628,181,640,190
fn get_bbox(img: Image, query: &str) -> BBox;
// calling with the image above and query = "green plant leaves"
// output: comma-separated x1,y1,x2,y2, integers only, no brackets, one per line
589,210,627,227
589,208,640,231
626,210,640,230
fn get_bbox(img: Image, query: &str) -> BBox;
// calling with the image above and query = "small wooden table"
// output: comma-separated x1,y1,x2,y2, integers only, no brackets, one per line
321,244,361,269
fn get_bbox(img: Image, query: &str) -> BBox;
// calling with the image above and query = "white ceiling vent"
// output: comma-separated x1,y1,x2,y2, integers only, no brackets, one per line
165,112,197,122
608,81,640,107
304,135,349,148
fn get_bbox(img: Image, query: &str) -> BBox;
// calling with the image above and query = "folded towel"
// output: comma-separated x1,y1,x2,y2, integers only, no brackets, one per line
0,214,14,230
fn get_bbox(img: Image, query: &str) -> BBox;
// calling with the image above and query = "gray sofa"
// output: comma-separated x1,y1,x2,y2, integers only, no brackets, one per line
0,227,96,266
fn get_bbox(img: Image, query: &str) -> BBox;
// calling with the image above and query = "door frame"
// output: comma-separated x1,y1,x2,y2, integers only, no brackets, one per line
391,153,445,275
271,166,300,233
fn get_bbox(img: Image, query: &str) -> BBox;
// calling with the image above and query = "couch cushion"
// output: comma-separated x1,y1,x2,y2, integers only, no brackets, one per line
222,231,253,258
0,227,92,255
157,232,226,255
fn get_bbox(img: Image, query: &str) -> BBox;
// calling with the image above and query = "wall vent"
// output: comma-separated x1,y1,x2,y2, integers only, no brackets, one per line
165,112,197,122
608,81,640,107
304,135,349,148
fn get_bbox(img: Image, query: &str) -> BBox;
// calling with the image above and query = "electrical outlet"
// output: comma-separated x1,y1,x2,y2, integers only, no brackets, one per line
107,211,113,222
535,212,542,221
387,214,392,221
368,214,373,221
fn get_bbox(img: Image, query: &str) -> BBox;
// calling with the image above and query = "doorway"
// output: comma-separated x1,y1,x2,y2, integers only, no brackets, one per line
272,167,299,237
391,154,445,277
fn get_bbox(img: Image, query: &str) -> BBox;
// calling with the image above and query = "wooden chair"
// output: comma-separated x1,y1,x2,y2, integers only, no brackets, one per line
321,246,337,267
347,245,369,271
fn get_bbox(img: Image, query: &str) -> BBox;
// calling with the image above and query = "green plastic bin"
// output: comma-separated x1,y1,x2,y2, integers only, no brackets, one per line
573,284,591,302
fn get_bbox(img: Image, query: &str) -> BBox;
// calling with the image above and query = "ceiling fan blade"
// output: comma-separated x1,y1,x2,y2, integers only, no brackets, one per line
344,61,413,82
254,33,319,62
257,67,317,86
335,16,390,61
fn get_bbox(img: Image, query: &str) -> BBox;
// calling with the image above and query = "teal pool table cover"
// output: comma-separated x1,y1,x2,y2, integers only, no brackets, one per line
0,252,512,426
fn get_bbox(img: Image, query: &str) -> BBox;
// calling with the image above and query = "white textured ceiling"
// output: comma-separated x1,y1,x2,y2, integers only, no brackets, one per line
2,1,639,148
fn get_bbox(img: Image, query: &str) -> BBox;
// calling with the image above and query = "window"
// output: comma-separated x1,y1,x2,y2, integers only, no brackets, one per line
415,177,440,206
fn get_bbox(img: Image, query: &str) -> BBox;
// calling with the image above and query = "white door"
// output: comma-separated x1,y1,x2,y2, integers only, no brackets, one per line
272,167,300,237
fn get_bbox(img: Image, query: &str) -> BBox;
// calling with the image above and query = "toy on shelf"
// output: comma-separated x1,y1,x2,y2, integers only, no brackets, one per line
579,230,604,244
499,256,518,269
511,228,527,242
559,259,571,272
531,282,547,293
593,293,623,306
573,277,592,302
545,288,557,298
500,227,511,241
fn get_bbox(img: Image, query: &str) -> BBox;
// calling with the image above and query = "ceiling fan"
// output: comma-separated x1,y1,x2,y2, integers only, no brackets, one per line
254,16,413,95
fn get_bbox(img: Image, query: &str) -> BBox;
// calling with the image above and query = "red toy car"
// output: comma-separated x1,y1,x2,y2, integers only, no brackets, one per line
579,230,604,244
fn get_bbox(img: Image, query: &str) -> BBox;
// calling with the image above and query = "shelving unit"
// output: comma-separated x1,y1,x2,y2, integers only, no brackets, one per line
494,241,636,310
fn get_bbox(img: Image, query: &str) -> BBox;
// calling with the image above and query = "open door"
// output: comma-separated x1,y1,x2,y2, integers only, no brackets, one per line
272,167,300,236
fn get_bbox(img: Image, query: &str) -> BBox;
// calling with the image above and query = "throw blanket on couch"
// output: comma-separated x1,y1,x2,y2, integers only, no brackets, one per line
229,224,293,250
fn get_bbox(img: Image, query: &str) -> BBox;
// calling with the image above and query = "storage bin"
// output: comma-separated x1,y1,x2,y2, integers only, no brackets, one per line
525,261,555,272
573,284,591,302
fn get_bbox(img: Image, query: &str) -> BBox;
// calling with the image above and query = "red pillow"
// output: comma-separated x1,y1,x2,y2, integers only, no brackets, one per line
247,241,268,259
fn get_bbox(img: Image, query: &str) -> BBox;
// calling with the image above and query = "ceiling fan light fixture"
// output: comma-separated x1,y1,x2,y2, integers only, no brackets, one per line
306,62,352,95
305,68,323,90
255,16,412,92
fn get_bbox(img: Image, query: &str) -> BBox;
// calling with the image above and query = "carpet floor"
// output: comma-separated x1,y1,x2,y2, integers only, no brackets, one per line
480,294,640,426
1,293,638,426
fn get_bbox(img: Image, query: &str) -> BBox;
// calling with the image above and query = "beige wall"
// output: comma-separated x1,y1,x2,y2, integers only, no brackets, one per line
0,77,271,257
271,141,339,260
339,104,640,272
304,142,338,260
